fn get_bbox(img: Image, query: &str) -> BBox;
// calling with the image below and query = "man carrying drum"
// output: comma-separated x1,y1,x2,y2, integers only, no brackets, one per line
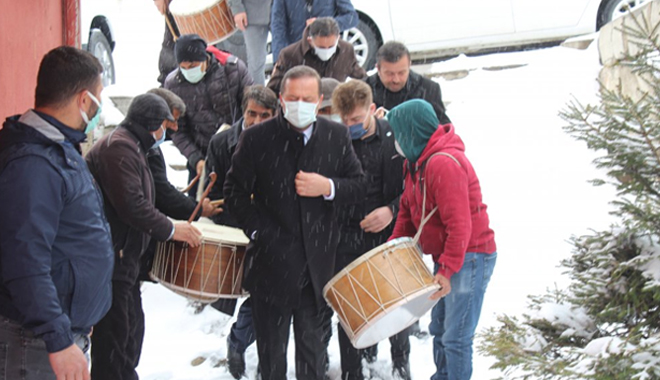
329,80,410,380
387,99,497,380
164,34,253,198
86,93,202,380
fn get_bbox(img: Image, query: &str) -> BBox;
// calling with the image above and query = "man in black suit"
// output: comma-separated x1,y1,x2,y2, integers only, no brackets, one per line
224,66,365,380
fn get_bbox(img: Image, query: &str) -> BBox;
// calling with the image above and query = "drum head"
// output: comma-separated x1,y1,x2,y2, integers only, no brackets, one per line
350,284,439,349
191,222,249,245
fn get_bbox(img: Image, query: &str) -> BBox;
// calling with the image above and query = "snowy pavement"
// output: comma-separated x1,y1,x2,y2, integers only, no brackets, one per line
96,2,618,378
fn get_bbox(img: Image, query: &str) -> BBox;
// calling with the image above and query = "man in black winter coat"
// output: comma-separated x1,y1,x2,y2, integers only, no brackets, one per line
365,41,451,125
330,80,410,380
224,66,366,380
205,84,278,379
86,94,202,380
165,34,254,197
138,88,221,283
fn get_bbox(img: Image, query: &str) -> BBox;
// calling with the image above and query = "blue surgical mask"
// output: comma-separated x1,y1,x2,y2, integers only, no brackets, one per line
181,65,206,83
349,123,368,140
282,100,318,129
151,126,166,149
80,91,102,134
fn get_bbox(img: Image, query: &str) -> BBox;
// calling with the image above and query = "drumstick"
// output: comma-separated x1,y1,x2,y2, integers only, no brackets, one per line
188,172,217,223
210,199,224,207
181,172,201,194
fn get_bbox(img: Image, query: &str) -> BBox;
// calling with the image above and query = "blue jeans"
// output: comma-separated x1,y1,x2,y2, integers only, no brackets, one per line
0,317,90,380
429,252,497,380
228,298,256,353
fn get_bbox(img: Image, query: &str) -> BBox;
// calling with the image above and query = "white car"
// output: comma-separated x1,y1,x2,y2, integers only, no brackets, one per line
345,0,649,68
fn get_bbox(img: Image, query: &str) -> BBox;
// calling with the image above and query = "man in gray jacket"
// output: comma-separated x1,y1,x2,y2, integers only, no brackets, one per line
229,0,271,85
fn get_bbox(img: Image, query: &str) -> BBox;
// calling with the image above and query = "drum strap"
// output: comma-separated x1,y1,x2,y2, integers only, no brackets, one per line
412,152,461,246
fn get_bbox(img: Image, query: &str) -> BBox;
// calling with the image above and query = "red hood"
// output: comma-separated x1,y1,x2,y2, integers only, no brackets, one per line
416,124,466,164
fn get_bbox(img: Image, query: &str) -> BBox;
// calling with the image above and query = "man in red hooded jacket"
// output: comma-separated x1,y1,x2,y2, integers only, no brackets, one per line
387,99,497,380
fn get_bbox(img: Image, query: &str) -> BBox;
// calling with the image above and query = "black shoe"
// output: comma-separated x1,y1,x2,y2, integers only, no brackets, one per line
409,321,429,339
361,345,378,364
227,337,246,379
392,361,411,380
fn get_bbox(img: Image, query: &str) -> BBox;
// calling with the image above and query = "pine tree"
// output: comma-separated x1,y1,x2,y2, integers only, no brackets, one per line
479,11,660,380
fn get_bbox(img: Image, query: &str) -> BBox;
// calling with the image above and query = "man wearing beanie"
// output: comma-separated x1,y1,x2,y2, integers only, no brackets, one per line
165,34,253,198
86,93,203,380
387,99,497,380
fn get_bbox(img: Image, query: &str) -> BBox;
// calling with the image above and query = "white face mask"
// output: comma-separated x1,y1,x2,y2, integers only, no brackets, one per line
181,65,206,83
313,40,338,61
394,140,406,158
282,100,318,129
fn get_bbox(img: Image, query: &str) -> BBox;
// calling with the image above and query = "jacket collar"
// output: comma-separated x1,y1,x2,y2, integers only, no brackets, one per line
121,120,157,153
228,118,244,149
22,109,87,145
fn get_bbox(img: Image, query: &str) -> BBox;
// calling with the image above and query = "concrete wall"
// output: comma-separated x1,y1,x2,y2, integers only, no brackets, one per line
598,0,660,102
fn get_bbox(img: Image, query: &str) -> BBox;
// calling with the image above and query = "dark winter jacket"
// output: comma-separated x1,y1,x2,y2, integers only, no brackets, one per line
389,122,496,279
268,27,366,93
0,111,114,353
157,12,180,85
164,47,254,169
206,118,243,228
86,123,174,284
271,0,358,62
336,118,403,262
365,71,451,125
224,113,366,307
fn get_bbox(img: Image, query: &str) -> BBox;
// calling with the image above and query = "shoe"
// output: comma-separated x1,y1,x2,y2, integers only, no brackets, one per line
361,346,377,364
392,361,411,380
409,321,429,339
227,337,246,379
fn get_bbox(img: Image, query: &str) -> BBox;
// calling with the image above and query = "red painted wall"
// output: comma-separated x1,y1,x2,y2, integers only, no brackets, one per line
0,0,79,123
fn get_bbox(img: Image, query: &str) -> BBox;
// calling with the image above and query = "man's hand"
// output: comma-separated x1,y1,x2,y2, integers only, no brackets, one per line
200,198,222,217
295,171,330,197
48,344,90,380
173,223,202,247
153,0,169,15
195,160,206,175
360,206,394,233
234,12,248,31
305,17,317,26
430,273,451,300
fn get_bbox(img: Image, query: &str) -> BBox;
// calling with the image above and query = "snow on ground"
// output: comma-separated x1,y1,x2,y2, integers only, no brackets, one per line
99,3,618,378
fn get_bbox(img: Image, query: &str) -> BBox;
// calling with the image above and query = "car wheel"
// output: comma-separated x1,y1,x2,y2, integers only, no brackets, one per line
88,29,116,86
598,0,648,29
342,19,379,70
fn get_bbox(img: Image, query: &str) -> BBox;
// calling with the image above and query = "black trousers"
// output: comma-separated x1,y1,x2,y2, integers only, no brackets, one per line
91,279,145,380
251,284,329,380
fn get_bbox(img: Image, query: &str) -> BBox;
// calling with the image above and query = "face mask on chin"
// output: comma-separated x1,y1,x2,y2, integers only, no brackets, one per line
282,100,318,129
181,64,206,83
80,91,102,134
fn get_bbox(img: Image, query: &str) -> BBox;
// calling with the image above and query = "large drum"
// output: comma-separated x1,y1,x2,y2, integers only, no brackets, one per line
169,0,236,45
324,238,440,348
150,222,248,303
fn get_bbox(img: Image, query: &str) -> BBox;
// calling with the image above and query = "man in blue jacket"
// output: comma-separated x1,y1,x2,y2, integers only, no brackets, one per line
271,0,358,63
0,46,114,380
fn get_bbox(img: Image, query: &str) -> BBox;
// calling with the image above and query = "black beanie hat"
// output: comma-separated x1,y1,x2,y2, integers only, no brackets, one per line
175,34,208,64
126,93,175,131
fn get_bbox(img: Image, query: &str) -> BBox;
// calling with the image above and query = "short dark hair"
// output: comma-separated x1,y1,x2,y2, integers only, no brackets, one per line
309,17,340,38
148,88,187,116
332,80,373,116
376,41,411,65
242,85,278,113
280,66,322,96
35,46,103,108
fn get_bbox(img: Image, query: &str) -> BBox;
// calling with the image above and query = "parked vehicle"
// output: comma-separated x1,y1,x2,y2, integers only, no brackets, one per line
81,2,117,86
346,0,650,69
